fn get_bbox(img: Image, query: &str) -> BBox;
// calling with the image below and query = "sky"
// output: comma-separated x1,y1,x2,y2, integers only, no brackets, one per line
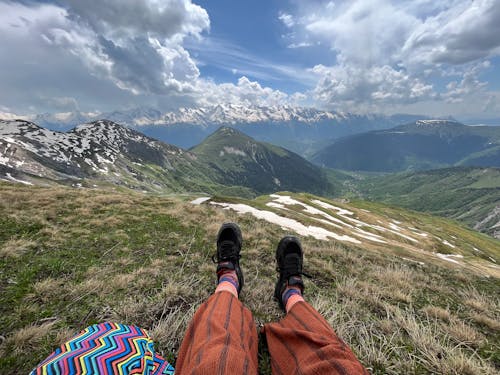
1,0,500,119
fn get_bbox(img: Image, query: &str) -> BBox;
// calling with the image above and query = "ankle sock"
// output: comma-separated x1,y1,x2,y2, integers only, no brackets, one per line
215,265,239,298
282,285,304,312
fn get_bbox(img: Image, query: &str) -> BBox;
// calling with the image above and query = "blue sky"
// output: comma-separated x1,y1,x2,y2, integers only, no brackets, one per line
1,0,500,119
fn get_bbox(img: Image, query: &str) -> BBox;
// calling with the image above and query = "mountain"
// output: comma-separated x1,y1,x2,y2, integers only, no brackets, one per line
0,119,233,194
0,120,341,197
312,120,500,172
355,167,500,239
5,105,431,155
189,126,337,196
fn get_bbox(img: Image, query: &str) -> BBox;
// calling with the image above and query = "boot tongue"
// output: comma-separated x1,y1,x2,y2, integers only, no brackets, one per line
283,253,301,278
219,240,236,260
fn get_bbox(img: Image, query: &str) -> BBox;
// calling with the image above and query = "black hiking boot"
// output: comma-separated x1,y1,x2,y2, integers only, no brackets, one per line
212,222,244,294
274,236,310,311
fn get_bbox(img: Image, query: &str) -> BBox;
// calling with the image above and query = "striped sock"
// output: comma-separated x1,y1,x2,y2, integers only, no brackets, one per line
215,266,239,298
282,286,304,313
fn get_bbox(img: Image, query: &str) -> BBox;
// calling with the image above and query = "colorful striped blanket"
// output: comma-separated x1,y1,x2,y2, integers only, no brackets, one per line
30,322,175,374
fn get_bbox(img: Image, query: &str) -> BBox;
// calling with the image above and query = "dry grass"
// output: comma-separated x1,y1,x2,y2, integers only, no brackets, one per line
1,183,499,374
470,314,500,331
462,287,493,313
444,320,484,347
0,238,36,258
2,322,58,355
421,305,452,321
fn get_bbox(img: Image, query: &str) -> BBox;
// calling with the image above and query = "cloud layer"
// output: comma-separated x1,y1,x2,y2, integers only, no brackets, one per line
0,0,292,112
1,0,500,117
285,0,500,113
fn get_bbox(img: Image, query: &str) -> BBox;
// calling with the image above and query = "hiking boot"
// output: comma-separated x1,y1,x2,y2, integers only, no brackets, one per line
274,236,310,311
212,222,244,294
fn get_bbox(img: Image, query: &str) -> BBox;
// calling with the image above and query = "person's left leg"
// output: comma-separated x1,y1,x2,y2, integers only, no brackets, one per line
175,223,258,375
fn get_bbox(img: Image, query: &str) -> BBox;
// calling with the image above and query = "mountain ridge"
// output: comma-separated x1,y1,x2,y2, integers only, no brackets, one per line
0,120,337,197
313,120,500,172
1,106,435,153
190,126,336,196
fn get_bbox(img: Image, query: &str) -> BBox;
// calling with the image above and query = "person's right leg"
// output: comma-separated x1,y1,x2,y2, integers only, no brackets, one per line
263,236,368,375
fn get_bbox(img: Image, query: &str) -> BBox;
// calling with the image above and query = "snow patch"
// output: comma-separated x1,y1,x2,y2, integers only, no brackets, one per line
436,253,463,264
210,201,361,243
223,147,246,157
191,197,211,205
312,199,354,216
5,173,32,185
441,240,456,248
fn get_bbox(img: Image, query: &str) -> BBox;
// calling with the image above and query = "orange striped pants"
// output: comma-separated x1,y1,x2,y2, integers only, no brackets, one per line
175,291,368,374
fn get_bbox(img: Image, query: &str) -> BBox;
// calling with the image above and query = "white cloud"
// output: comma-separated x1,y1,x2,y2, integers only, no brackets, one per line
443,63,489,103
311,64,434,111
287,42,313,49
305,0,419,67
197,76,290,107
403,0,500,65
283,0,500,113
0,1,299,112
61,0,210,42
278,12,295,28
0,1,208,101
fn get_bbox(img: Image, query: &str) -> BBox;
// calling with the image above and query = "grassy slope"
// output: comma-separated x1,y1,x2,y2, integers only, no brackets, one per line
356,167,500,237
0,183,499,374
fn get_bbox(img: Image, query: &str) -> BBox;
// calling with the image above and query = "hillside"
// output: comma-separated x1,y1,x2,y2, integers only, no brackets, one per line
190,126,337,196
0,183,499,374
356,167,500,239
312,120,500,172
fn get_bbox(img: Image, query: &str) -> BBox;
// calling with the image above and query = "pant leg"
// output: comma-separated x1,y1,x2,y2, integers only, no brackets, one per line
263,301,368,375
175,291,259,375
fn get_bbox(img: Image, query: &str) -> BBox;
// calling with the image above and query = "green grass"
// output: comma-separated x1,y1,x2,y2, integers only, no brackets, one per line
356,167,500,238
0,183,499,374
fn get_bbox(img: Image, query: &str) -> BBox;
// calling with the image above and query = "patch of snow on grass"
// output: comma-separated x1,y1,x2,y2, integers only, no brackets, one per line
270,195,388,244
441,240,456,248
5,173,32,185
191,197,211,205
312,199,354,216
223,147,246,157
436,253,463,264
270,194,354,228
210,201,361,243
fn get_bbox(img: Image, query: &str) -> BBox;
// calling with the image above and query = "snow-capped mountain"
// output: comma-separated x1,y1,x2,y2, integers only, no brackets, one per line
0,119,339,196
0,119,207,190
1,105,431,152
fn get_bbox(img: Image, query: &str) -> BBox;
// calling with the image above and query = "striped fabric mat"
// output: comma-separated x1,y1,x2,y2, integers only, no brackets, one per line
30,322,175,374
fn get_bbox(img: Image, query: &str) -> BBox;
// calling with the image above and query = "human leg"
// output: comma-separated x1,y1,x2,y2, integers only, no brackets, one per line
175,291,258,374
264,301,368,375
264,236,367,375
175,223,258,375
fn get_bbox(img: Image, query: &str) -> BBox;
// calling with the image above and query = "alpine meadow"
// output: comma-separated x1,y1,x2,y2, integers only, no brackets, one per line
1,1,500,375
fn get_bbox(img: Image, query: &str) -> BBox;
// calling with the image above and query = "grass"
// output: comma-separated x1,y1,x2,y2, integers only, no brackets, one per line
355,167,500,238
0,182,499,374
